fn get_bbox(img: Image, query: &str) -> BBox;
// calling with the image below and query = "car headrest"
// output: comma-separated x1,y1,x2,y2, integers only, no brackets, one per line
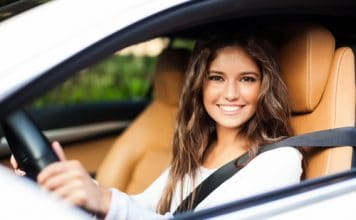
279,24,335,113
153,48,190,106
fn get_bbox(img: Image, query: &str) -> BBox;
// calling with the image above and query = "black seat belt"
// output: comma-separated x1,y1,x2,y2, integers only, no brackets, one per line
173,126,356,215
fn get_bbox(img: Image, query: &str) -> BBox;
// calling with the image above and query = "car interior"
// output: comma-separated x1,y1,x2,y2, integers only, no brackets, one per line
95,22,355,193
0,23,354,189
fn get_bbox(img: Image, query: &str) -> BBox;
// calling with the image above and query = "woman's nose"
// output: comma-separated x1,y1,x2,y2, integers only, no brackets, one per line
224,82,239,101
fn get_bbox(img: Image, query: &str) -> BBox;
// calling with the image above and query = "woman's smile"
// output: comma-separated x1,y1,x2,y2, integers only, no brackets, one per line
217,104,244,115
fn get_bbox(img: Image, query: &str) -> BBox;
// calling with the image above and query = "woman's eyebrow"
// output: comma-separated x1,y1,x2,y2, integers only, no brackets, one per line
240,71,261,77
207,70,261,77
208,70,224,75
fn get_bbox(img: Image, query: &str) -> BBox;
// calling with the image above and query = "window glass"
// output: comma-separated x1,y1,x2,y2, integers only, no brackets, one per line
32,38,170,107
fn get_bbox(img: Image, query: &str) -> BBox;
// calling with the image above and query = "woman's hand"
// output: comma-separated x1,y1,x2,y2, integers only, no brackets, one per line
37,159,112,216
10,141,111,216
10,141,65,176
10,154,26,176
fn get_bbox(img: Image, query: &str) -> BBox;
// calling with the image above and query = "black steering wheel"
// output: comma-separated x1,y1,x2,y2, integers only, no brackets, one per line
1,110,59,180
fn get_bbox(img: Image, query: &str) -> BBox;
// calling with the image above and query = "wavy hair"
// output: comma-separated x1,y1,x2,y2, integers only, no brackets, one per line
157,32,293,213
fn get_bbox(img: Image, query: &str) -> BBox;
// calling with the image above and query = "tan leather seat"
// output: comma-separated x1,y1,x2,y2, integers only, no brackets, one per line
96,48,190,193
279,24,355,179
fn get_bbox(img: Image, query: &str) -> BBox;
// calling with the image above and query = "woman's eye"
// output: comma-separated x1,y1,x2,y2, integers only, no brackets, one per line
241,76,256,82
208,75,223,81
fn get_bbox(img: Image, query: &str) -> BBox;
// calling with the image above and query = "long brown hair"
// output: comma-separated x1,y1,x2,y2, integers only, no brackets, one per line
157,33,293,213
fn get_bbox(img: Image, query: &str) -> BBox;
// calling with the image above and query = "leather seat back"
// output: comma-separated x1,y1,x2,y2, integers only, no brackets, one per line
279,24,355,179
96,48,190,193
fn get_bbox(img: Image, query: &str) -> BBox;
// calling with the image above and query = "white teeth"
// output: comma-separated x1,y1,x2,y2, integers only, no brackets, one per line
219,105,241,112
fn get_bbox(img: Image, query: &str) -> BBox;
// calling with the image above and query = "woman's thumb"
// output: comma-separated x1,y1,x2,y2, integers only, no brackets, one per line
52,141,66,161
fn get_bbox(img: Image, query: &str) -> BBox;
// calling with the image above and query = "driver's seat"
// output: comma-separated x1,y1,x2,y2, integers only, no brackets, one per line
96,48,189,193
279,24,355,179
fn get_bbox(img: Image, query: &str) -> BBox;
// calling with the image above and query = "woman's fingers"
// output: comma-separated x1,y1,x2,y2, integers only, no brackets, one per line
37,160,112,215
38,160,89,207
52,179,85,202
38,160,82,185
10,154,26,176
10,154,18,169
41,167,83,191
52,141,66,161
9,141,66,177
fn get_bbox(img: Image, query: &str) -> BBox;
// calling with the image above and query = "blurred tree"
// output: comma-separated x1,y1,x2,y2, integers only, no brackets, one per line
31,38,194,107
33,54,157,106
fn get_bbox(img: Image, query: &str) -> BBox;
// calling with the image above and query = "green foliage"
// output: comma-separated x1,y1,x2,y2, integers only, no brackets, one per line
31,37,195,107
32,54,157,107
171,38,195,50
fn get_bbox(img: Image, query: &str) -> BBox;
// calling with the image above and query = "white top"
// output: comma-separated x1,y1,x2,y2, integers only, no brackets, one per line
105,147,303,220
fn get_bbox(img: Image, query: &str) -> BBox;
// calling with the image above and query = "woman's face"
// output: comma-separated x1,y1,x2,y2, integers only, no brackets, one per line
203,46,261,131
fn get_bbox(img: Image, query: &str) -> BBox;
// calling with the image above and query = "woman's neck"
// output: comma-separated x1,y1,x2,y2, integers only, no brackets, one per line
203,125,248,169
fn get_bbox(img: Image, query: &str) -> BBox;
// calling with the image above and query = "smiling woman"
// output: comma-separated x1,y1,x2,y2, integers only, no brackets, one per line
7,31,303,219
157,32,300,215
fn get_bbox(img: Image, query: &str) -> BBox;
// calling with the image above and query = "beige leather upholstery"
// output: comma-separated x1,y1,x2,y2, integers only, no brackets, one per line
280,24,355,179
96,49,189,193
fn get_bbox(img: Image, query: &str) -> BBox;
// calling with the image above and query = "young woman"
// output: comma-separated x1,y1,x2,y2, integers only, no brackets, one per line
12,32,302,219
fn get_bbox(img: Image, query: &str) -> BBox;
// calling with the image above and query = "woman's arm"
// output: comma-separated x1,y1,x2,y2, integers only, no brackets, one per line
105,168,172,219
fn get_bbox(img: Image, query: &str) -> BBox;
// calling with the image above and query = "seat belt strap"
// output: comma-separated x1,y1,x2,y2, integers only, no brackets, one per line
173,126,356,215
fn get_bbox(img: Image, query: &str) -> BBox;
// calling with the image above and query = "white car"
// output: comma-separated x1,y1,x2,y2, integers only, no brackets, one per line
0,0,355,219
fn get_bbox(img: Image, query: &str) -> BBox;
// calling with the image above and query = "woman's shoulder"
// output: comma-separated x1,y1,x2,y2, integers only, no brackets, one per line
260,146,301,157
250,146,302,167
237,146,303,182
